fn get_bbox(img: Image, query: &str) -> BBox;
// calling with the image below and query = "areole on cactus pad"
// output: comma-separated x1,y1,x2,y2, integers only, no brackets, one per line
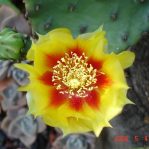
15,27,135,136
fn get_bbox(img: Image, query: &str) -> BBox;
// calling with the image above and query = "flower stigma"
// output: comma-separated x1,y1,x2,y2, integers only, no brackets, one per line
52,52,97,98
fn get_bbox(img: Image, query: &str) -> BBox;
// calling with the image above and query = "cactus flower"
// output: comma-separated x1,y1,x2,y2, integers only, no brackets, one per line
15,27,135,136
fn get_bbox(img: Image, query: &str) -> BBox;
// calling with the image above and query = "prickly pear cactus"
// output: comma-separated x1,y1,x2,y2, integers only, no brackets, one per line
0,28,24,60
25,0,149,53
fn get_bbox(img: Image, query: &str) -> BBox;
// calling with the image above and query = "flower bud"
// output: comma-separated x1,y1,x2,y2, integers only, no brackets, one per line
0,28,24,60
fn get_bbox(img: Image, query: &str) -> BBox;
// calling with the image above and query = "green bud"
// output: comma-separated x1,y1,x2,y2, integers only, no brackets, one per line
0,28,24,60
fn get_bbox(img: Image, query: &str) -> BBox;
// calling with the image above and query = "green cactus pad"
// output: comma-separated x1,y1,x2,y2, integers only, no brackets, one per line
0,28,24,60
25,0,149,53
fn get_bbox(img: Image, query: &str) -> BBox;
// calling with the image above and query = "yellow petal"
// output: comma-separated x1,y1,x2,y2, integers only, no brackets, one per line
101,53,128,88
18,85,31,91
117,51,135,69
65,117,93,133
28,28,76,73
14,63,38,76
36,28,75,55
27,42,36,60
26,83,51,116
77,26,107,60
42,106,70,132
93,127,103,137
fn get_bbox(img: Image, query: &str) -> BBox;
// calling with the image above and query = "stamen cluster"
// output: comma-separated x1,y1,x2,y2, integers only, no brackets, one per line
52,52,97,98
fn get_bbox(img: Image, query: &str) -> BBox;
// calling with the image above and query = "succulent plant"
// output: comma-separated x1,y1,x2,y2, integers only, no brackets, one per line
0,59,29,114
65,135,89,149
0,1,28,33
0,60,11,80
24,0,149,53
0,28,24,60
0,0,19,13
0,5,17,29
9,115,46,147
1,108,46,147
8,65,29,86
52,133,95,149
0,81,27,111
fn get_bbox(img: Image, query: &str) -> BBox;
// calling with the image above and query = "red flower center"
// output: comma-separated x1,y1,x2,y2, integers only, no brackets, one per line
52,52,97,98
